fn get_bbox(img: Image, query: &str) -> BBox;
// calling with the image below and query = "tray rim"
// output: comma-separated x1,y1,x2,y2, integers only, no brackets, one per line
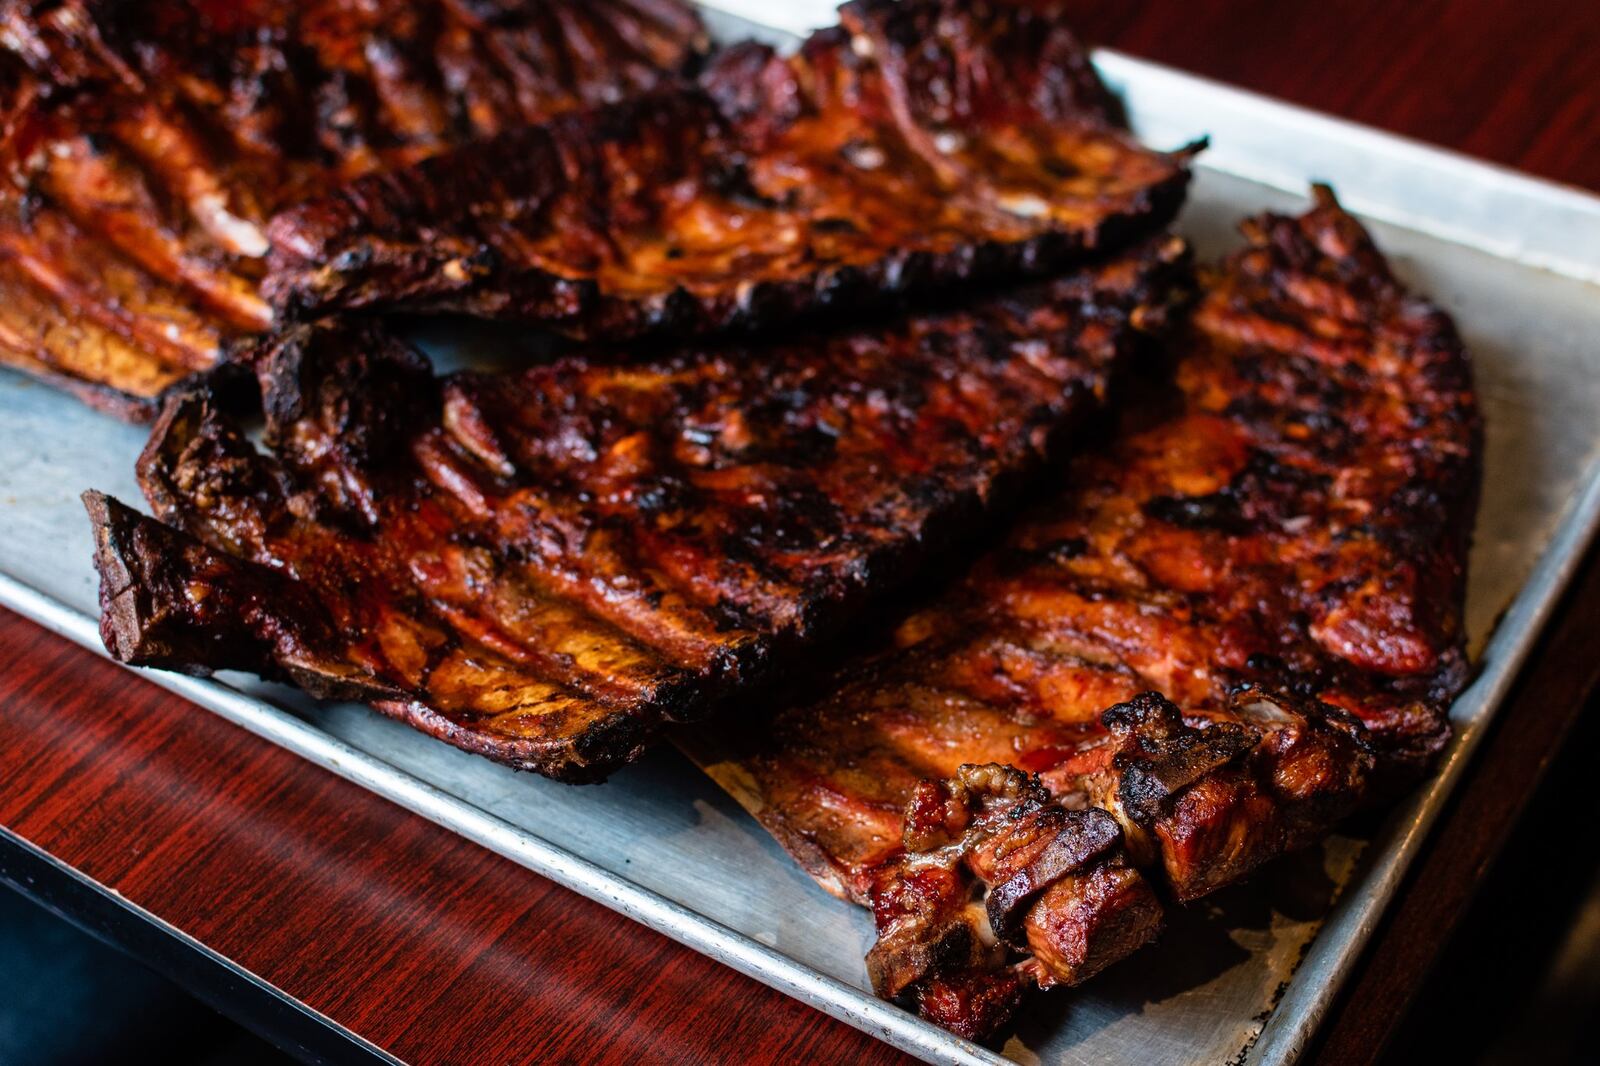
5,21,1600,1066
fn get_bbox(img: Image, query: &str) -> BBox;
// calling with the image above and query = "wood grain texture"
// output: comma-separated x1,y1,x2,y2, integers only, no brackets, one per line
1,2,1598,1063
1059,0,1600,191
0,614,912,1066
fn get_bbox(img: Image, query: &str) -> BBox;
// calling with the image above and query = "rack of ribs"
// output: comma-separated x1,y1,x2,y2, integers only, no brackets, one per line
686,189,1482,1040
83,235,1190,782
0,0,708,417
264,0,1198,340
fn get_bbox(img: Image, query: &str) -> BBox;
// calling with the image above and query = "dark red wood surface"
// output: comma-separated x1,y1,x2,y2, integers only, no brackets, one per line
0,614,913,1066
3,2,1598,1064
1059,0,1600,192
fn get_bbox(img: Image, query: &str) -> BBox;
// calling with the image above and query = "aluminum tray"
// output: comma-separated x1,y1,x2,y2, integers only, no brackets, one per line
4,5,1600,1063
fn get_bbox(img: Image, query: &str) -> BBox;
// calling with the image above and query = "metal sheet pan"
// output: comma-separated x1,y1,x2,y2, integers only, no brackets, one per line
4,5,1600,1063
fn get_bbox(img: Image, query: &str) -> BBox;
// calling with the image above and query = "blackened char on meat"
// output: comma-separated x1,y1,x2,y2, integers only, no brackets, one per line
0,0,707,416
866,765,1162,1041
85,236,1188,782
687,190,1480,1040
264,0,1198,339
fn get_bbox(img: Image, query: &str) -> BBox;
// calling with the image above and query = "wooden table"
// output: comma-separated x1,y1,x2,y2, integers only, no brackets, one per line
3,2,1598,1063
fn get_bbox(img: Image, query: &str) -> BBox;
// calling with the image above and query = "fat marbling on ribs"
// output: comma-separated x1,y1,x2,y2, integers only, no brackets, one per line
84,235,1189,782
265,0,1198,339
0,0,707,416
689,190,1481,1040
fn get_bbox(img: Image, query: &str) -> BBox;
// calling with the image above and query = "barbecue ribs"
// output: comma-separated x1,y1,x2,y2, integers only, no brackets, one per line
264,0,1197,339
0,0,707,416
85,236,1189,781
865,764,1164,1040
689,190,1480,1039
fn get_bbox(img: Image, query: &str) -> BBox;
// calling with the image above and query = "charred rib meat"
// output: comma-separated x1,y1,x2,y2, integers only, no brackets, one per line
866,764,1163,1041
0,0,707,416
85,237,1188,781
691,190,1479,1038
264,0,1197,339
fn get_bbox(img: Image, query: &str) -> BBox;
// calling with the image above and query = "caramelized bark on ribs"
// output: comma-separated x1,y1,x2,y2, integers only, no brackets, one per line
0,0,707,416
264,0,1196,338
1090,689,1374,900
866,765,1162,1042
85,237,1187,781
695,189,1478,935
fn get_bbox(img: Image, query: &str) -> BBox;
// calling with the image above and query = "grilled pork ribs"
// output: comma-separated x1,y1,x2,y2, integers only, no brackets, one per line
86,236,1188,781
691,190,1480,1040
61,0,1480,1044
865,764,1165,1040
264,0,1196,339
0,0,708,416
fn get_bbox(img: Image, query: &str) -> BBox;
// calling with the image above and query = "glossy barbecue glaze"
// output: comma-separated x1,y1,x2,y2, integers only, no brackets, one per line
0,0,707,416
85,236,1187,781
265,0,1196,339
692,191,1480,1040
